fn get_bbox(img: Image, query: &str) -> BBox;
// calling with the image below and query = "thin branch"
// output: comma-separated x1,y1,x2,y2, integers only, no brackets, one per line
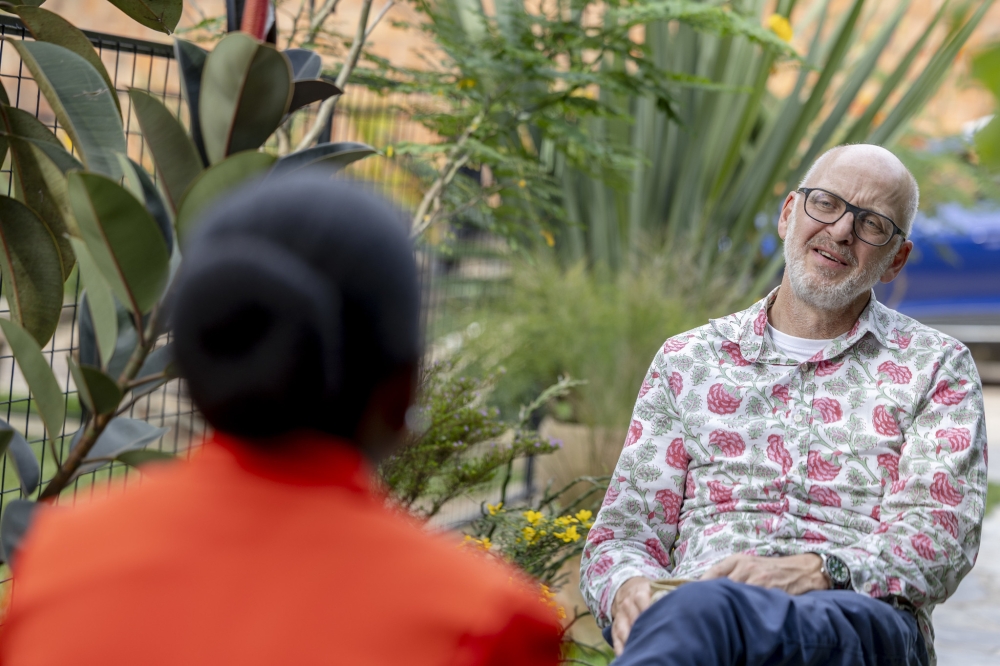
284,0,309,49
307,0,341,43
294,0,378,152
364,0,395,40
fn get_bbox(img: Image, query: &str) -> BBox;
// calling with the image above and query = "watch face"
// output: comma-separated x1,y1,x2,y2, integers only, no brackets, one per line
827,555,850,586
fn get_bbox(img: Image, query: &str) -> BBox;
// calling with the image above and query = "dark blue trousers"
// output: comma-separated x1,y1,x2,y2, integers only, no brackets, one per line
604,579,929,666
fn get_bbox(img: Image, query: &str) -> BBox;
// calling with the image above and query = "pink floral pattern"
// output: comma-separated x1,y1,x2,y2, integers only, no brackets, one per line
707,384,742,414
877,360,912,384
665,438,691,470
580,288,987,663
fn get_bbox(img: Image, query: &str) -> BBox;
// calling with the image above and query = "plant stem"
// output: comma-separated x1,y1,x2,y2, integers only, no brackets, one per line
39,334,154,501
294,0,377,152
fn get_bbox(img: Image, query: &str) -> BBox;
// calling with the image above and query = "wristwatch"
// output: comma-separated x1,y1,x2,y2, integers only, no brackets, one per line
818,553,852,590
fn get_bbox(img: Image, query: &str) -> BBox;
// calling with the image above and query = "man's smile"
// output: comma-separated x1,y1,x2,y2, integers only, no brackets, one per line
810,246,851,268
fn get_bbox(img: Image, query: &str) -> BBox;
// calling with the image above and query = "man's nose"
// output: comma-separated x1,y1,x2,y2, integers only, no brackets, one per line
827,212,856,243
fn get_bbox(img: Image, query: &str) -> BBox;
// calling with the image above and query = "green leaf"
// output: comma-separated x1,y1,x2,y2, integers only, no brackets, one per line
10,40,124,179
67,172,170,316
176,150,277,244
284,48,322,80
71,240,118,369
288,79,342,114
131,342,176,398
73,417,168,478
129,89,203,212
199,32,293,164
0,421,40,497
116,448,175,468
1,105,82,278
130,158,175,255
14,6,121,114
0,196,64,346
0,499,38,566
0,318,65,439
68,357,122,416
104,0,183,34
271,142,376,175
174,39,209,165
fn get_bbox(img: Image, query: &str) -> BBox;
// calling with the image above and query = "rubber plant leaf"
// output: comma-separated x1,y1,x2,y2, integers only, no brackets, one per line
0,500,39,567
116,155,175,255
131,342,175,399
0,196,64,346
10,40,124,179
129,89,203,212
14,6,121,115
71,417,168,479
288,79,342,114
68,357,122,416
0,318,65,440
174,39,209,165
0,421,41,497
73,243,119,369
199,32,293,164
104,0,183,34
1,105,83,278
67,172,170,316
284,48,322,80
176,150,276,244
271,141,376,175
116,448,175,469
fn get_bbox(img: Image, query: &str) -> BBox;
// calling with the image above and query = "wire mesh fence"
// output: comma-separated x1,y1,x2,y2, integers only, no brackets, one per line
0,15,528,596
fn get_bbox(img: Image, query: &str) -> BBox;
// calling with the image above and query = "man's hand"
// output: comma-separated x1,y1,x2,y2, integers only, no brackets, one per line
701,554,829,595
610,577,653,656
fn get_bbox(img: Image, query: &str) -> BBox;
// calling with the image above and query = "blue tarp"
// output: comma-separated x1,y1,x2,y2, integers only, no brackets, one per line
873,203,1000,322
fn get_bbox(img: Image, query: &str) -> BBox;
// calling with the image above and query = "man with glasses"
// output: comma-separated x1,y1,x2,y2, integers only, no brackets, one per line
581,144,987,665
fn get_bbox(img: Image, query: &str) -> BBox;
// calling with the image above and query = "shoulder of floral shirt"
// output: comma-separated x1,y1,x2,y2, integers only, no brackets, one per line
655,287,975,373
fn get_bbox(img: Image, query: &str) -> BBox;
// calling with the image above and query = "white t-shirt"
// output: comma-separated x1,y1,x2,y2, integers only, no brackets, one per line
766,323,832,363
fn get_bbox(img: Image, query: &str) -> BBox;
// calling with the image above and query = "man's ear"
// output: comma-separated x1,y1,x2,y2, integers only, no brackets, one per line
777,192,797,240
880,239,913,283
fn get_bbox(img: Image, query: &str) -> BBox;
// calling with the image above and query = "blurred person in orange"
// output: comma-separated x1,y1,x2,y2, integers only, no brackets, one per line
0,173,563,666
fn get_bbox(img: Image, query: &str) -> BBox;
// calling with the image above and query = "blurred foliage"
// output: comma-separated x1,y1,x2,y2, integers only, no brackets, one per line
449,251,742,429
973,41,1000,175
380,360,582,518
358,0,795,242
894,136,998,211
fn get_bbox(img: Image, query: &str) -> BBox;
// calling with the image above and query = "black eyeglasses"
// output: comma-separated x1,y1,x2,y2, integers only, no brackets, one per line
796,188,906,247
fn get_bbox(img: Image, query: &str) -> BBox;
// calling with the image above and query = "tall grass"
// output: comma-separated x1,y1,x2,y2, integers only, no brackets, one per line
455,249,749,431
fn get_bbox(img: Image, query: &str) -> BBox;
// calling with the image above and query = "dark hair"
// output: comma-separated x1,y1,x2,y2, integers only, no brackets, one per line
171,173,420,439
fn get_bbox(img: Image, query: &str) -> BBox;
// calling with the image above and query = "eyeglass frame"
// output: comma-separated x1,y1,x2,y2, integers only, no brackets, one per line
795,187,906,247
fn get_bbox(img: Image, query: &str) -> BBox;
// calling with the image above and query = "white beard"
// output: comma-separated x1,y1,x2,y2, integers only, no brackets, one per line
783,211,897,311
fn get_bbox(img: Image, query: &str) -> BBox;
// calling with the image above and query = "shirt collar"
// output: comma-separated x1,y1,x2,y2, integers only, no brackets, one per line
711,286,907,365
212,430,374,492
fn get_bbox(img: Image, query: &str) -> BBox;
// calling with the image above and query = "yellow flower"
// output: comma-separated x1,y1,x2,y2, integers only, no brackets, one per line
523,510,544,526
538,584,567,619
457,78,476,89
385,145,394,158
766,14,793,42
575,509,593,526
522,526,541,544
487,502,504,516
553,515,574,527
540,230,555,247
554,525,581,543
462,535,492,551
518,179,527,188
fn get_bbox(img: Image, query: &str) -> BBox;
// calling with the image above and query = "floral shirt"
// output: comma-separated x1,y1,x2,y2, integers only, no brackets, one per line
579,288,988,663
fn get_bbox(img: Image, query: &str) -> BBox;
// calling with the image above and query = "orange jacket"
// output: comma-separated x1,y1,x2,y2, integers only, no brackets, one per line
0,433,562,665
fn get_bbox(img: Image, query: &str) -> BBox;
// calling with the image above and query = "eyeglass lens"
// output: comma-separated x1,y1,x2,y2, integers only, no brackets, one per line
804,190,894,245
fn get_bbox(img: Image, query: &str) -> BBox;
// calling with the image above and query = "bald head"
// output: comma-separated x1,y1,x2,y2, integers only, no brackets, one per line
799,144,919,235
